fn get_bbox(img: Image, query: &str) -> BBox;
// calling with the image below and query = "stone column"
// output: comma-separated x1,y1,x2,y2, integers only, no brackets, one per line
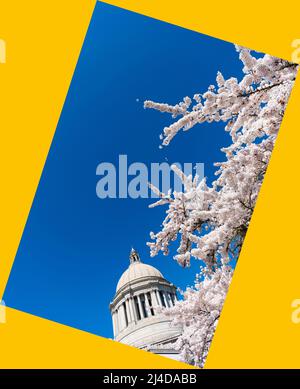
137,294,145,319
150,290,158,312
162,291,169,307
118,303,126,331
129,297,137,323
157,290,164,307
166,292,172,307
125,299,132,323
115,309,120,335
112,312,116,337
144,293,152,316
155,290,160,306
112,311,118,337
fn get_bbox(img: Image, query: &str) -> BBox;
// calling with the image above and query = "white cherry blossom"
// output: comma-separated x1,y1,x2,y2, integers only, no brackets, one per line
144,46,298,366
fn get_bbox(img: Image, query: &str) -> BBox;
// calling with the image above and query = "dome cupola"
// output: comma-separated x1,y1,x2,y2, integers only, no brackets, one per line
116,249,164,292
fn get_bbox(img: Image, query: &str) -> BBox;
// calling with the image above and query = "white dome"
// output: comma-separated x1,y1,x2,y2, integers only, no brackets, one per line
116,262,164,292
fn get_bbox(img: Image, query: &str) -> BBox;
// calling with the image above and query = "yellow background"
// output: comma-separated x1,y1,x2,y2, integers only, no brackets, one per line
0,0,299,368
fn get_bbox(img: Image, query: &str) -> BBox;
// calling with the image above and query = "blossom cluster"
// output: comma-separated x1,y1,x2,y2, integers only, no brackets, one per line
144,46,298,366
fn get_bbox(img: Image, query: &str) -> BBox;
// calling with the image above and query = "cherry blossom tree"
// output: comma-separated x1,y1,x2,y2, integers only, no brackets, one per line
144,46,298,366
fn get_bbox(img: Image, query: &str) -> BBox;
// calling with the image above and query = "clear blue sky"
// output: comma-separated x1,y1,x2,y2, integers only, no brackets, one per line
4,2,244,338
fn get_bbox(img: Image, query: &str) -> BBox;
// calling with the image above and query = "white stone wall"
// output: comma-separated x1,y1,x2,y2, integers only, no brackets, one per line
117,318,181,349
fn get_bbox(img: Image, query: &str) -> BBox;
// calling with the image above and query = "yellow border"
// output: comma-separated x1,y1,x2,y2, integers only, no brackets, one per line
0,0,299,368
100,0,300,62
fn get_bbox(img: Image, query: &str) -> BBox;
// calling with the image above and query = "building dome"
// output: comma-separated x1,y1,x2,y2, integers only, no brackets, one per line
116,262,164,292
110,249,182,359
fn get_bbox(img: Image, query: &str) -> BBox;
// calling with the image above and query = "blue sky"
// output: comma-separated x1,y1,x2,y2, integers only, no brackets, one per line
4,2,245,338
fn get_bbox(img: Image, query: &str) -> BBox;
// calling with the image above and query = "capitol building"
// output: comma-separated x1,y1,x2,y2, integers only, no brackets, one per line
109,249,182,360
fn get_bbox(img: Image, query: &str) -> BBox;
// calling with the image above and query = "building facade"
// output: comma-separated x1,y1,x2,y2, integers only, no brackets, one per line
109,249,182,360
